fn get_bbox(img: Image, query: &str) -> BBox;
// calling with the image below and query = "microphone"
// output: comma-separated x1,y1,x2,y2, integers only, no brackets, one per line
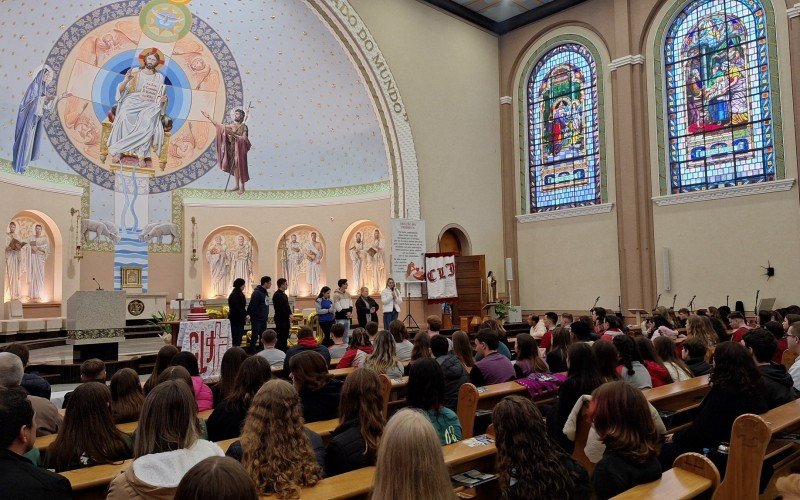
671,294,677,310
755,290,760,315
92,277,103,291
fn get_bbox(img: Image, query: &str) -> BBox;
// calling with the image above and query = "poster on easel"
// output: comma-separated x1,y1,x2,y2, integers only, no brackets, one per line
390,218,426,283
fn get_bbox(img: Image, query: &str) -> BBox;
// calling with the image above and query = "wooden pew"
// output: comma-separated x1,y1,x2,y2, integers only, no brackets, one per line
643,374,711,433
612,452,720,500
782,348,798,371
378,374,409,419
713,401,800,499
456,381,557,439
294,437,498,499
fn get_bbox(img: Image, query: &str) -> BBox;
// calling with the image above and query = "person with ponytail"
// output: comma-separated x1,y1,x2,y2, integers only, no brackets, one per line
612,335,652,390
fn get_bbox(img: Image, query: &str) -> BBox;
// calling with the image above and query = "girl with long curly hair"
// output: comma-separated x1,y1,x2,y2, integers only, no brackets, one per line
660,341,768,468
686,315,720,348
227,380,323,498
325,368,385,476
363,330,404,379
590,381,661,499
492,395,589,499
371,409,454,500
48,382,132,472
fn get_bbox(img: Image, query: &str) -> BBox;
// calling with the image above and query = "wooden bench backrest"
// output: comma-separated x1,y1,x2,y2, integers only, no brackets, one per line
612,452,719,500
571,400,595,474
713,413,771,500
782,349,798,371
456,383,479,439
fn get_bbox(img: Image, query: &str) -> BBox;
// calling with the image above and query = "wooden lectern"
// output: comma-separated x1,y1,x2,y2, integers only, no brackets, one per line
629,308,649,328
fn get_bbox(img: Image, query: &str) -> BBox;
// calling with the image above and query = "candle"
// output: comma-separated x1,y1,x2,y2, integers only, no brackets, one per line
177,293,183,300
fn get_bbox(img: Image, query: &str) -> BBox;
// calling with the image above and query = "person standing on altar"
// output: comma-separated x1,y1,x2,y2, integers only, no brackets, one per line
356,287,379,327
315,286,336,347
246,276,271,354
228,278,247,348
381,278,403,329
107,48,168,168
305,232,324,296
272,278,292,352
333,279,354,343
202,108,251,195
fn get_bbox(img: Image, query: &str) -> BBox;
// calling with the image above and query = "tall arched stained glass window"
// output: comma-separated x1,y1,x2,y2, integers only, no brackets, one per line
528,43,600,212
664,0,774,193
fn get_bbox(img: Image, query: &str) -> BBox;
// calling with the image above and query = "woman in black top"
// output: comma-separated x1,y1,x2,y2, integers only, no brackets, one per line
544,343,603,452
493,395,589,499
545,327,571,373
206,355,271,442
325,368,385,476
590,381,662,499
660,341,768,468
228,278,248,348
289,351,343,423
211,347,248,407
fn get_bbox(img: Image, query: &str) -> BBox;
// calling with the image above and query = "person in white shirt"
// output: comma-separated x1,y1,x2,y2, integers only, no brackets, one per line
787,323,800,391
381,278,402,329
528,314,546,340
257,329,286,370
332,279,354,343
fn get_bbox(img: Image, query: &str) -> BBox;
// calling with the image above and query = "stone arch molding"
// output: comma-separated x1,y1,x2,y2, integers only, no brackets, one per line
306,0,420,219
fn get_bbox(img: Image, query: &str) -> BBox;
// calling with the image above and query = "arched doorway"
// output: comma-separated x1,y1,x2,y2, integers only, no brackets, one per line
438,225,472,256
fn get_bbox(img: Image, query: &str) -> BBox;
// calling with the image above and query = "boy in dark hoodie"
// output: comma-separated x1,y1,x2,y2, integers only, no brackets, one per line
743,328,799,409
682,337,713,376
431,335,469,411
283,325,331,371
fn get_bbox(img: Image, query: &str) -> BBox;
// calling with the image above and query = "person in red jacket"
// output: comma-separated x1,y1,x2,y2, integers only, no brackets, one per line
729,312,751,343
337,328,373,368
635,336,672,387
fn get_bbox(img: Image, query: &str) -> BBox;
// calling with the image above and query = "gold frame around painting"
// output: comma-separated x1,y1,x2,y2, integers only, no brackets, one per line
120,266,143,289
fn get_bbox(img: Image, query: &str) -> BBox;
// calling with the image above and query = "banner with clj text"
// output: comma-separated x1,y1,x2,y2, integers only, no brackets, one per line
425,252,458,304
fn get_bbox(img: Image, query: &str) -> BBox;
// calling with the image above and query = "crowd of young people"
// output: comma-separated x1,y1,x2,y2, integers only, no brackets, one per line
2,303,800,499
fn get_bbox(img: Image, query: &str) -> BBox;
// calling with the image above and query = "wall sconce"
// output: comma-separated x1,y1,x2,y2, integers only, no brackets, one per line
70,208,82,261
190,216,198,262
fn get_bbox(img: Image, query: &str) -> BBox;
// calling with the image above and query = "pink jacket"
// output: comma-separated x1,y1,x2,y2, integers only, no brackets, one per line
191,376,213,411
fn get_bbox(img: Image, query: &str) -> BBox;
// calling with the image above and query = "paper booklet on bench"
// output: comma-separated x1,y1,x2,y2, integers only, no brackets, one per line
451,469,497,487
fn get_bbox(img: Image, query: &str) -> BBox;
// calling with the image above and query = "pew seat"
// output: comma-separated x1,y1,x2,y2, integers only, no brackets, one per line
612,453,719,499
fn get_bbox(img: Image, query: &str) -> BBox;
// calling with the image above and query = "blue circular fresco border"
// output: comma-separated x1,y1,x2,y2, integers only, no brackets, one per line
43,0,243,193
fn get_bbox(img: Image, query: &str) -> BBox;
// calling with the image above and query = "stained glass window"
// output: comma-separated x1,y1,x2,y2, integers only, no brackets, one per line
527,43,600,212
664,0,774,193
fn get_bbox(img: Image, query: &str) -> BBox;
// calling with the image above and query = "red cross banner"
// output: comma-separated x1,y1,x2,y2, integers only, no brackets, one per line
177,319,231,381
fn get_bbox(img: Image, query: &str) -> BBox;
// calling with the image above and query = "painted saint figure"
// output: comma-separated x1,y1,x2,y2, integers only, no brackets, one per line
305,232,324,297
12,66,71,174
287,234,303,295
5,222,26,300
202,108,251,195
206,235,229,298
26,224,49,302
107,48,168,168
349,231,365,291
369,229,386,292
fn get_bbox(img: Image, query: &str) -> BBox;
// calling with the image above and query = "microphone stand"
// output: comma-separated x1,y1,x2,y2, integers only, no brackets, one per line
591,296,600,313
688,295,696,313
671,294,677,311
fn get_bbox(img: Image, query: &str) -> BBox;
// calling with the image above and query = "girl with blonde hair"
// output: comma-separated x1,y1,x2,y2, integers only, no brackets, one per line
371,409,455,500
363,330,404,379
107,380,223,499
686,315,719,348
228,380,323,498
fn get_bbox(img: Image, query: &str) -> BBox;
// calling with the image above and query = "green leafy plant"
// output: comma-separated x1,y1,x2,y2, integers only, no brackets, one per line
494,300,510,322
